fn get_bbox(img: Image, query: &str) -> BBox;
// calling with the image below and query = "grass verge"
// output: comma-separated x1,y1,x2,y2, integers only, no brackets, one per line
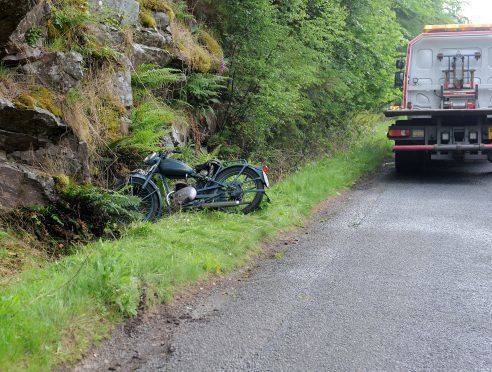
0,124,391,370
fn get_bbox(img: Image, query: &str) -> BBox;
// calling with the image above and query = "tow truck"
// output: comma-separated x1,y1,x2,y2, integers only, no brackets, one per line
387,24,492,172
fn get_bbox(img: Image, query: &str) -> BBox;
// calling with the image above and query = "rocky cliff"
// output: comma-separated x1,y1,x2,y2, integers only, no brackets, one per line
0,0,222,208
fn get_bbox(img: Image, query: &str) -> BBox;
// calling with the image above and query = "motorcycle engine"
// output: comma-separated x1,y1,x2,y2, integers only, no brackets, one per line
170,183,197,206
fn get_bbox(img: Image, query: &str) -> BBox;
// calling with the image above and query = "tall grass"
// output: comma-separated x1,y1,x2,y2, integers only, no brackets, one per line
0,124,390,370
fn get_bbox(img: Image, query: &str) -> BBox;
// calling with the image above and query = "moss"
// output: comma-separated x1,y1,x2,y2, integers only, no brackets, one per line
185,46,212,73
139,0,175,19
139,8,157,28
53,175,70,193
15,94,37,109
199,30,223,60
14,87,63,118
171,20,215,73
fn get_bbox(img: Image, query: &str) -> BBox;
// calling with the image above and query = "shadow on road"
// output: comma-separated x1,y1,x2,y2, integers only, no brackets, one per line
384,160,492,185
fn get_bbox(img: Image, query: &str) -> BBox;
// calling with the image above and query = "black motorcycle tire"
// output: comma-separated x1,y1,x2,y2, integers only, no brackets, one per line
214,167,265,214
116,176,162,221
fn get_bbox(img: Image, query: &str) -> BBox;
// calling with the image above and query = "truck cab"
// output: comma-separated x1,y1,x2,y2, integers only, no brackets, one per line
386,24,492,172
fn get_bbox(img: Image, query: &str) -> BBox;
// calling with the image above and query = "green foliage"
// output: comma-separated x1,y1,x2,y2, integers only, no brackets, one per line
202,0,460,167
9,184,140,251
180,73,227,129
0,62,11,76
91,245,140,316
393,0,466,39
47,0,118,63
0,124,390,370
25,25,44,46
113,101,175,152
132,64,184,90
180,73,227,109
62,183,141,225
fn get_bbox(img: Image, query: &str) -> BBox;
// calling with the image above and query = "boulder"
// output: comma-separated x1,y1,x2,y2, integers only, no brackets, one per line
90,24,125,49
162,125,188,147
88,0,140,26
132,43,172,67
0,98,67,153
134,27,172,49
0,161,56,208
2,46,42,66
6,1,51,49
0,0,34,52
153,11,170,29
0,98,91,183
20,51,84,93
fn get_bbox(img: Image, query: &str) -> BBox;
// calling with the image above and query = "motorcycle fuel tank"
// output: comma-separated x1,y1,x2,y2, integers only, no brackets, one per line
159,158,195,178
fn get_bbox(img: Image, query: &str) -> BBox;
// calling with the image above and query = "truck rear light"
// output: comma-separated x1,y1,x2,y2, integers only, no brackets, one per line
469,131,478,141
488,128,492,140
442,132,450,141
388,129,411,138
412,129,425,138
467,101,476,109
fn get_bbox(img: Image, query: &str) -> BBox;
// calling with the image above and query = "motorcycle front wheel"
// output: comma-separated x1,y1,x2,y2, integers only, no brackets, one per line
116,176,162,221
214,167,264,214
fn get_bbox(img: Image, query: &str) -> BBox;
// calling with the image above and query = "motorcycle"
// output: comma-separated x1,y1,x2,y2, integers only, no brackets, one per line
117,152,270,220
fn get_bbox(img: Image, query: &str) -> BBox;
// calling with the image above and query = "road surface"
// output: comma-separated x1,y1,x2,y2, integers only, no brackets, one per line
78,161,492,371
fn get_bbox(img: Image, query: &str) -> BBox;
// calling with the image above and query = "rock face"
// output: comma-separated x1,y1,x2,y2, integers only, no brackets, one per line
88,0,140,26
153,11,171,30
112,55,133,108
5,1,51,50
20,51,84,93
0,98,90,183
132,43,173,67
0,0,34,52
0,98,67,153
0,161,56,208
134,27,172,49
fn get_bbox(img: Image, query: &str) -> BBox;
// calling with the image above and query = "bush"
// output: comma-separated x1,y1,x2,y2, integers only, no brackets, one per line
7,184,140,253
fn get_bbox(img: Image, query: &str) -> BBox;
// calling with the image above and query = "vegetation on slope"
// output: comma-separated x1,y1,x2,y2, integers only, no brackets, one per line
0,124,390,370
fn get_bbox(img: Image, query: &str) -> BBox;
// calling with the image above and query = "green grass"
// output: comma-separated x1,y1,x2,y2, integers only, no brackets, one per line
0,124,391,370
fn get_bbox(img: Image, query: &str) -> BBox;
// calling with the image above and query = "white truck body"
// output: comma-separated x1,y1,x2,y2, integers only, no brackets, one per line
404,31,492,111
385,25,492,171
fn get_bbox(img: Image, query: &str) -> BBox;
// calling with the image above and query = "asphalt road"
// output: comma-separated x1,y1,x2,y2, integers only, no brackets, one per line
78,161,492,371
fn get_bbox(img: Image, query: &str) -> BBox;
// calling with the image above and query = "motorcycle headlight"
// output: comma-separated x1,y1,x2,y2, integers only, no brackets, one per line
144,152,159,165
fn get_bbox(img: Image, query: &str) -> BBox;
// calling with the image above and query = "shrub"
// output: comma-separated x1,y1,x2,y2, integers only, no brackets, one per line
8,184,141,253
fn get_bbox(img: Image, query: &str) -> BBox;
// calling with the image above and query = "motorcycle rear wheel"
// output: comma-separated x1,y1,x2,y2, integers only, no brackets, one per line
214,167,264,214
116,177,162,221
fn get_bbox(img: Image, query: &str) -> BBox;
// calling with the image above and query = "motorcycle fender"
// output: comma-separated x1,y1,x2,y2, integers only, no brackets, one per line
128,172,164,210
214,166,269,188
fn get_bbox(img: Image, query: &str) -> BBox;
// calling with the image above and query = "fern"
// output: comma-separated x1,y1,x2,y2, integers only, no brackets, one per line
112,101,176,152
180,73,228,109
132,65,184,89
62,184,141,223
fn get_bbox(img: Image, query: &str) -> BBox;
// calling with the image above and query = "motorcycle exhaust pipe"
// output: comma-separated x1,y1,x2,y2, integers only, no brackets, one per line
201,201,249,208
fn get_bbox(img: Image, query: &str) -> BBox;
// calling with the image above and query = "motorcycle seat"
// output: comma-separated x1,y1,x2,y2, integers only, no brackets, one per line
195,162,209,172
